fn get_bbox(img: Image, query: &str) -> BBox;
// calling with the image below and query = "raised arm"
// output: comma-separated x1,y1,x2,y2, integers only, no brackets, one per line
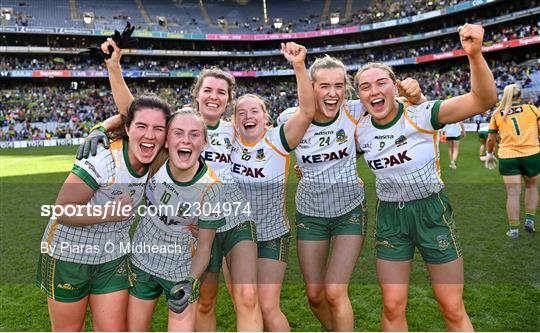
437,24,497,124
101,38,135,116
281,42,316,149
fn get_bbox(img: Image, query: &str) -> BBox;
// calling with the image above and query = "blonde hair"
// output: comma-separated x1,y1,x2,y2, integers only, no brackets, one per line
149,107,208,177
309,55,354,99
232,94,270,126
354,62,397,89
190,68,236,112
496,84,522,119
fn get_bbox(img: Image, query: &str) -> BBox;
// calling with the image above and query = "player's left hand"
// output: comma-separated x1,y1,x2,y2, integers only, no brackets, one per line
168,277,200,314
458,23,484,57
396,78,424,105
484,152,498,170
76,125,110,160
281,42,307,66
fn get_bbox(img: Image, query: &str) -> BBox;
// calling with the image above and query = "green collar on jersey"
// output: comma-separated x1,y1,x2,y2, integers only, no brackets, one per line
207,119,220,130
371,102,404,130
123,137,149,178
312,110,340,127
166,157,208,186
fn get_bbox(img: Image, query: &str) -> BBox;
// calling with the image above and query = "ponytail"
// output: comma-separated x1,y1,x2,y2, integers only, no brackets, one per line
496,84,521,120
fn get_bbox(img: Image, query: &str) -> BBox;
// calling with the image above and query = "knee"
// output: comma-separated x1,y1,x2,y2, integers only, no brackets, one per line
382,297,407,320
324,284,348,307
259,298,278,319
197,293,217,314
305,284,325,307
234,285,258,311
439,299,466,323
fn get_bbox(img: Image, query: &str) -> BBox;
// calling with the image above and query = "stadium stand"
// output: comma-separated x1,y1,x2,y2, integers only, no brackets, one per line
0,0,539,142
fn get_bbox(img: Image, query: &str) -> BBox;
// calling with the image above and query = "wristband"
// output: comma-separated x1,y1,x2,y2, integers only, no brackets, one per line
90,123,106,133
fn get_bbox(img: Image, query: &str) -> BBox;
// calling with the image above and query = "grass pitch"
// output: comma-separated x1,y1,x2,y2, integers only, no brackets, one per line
0,136,538,331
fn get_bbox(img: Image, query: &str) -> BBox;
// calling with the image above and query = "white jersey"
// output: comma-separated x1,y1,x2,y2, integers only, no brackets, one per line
444,123,462,137
41,138,147,264
277,101,365,217
230,124,291,241
203,120,249,233
203,120,234,173
356,101,445,202
131,159,225,282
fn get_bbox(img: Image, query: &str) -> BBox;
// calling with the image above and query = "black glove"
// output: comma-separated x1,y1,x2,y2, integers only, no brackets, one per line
168,277,200,314
79,21,138,61
76,124,110,160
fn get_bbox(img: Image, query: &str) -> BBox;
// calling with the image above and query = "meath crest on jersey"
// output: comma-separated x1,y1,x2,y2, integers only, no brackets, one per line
336,129,348,144
256,149,266,161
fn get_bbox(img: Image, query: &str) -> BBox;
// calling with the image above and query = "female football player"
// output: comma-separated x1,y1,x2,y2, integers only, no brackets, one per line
128,107,226,331
444,121,466,169
231,41,315,331
354,23,496,331
37,96,170,331
95,39,262,331
486,84,540,238
275,57,423,331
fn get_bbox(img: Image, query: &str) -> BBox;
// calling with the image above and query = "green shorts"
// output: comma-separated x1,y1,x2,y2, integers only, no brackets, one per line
129,264,176,301
36,254,132,302
478,132,488,140
295,201,368,240
207,221,257,273
499,152,540,177
375,191,462,264
446,136,461,141
258,233,290,263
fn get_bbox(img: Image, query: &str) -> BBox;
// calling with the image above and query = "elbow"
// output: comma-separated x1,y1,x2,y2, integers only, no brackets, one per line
485,92,497,109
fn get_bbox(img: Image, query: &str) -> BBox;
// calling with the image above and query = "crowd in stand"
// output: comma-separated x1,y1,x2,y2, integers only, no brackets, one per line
8,0,474,34
1,57,538,141
2,20,536,73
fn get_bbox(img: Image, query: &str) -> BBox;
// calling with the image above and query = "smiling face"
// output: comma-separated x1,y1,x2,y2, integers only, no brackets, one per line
166,113,207,171
124,108,167,167
312,68,346,121
356,67,399,125
196,76,230,124
235,95,268,144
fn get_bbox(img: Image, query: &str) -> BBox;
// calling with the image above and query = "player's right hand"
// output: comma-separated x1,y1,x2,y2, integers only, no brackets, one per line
76,126,110,160
294,164,302,180
484,153,497,170
101,38,122,66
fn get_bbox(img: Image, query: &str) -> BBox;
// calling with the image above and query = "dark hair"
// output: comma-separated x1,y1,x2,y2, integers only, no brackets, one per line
124,95,172,128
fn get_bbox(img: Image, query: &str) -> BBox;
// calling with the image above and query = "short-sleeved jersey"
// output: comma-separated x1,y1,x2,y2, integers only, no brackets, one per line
444,123,462,137
202,120,248,233
277,103,365,217
488,103,540,158
230,125,291,241
41,138,148,264
131,159,225,282
203,120,235,173
356,101,445,202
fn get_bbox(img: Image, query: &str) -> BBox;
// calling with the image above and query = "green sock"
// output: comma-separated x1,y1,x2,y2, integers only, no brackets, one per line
525,209,535,222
